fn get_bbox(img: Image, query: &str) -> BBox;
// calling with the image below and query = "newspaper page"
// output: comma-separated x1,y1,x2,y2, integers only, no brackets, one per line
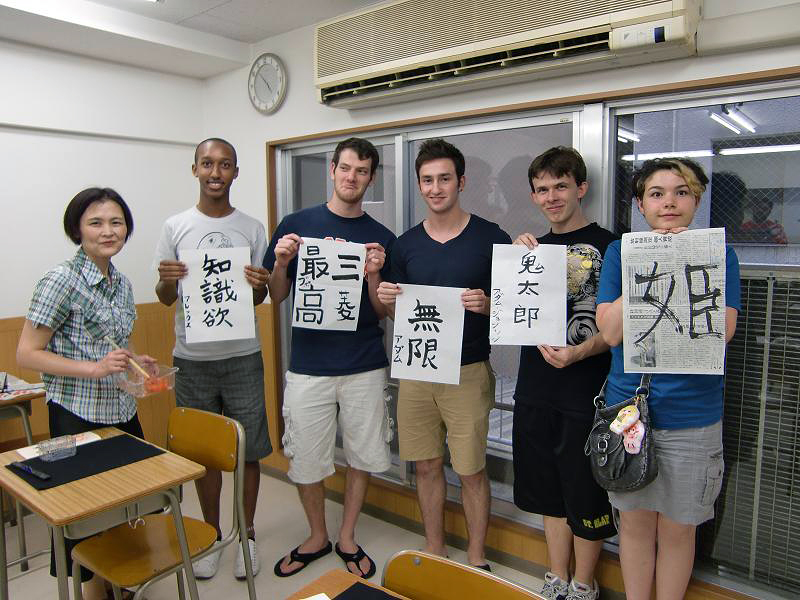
622,227,727,374
292,237,366,331
489,243,567,346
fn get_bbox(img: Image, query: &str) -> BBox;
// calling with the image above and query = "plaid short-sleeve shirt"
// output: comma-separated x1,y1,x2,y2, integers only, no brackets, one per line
26,248,137,424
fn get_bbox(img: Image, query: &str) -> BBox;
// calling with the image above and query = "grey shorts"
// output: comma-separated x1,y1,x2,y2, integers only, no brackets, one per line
609,420,723,526
173,351,272,462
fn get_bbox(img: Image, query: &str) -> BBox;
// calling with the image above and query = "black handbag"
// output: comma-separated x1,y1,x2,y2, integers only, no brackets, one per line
584,373,658,492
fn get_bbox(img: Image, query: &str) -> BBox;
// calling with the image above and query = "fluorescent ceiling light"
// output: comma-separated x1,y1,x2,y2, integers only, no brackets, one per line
719,144,800,155
618,128,641,142
723,106,756,133
709,113,741,134
620,150,714,161
618,136,627,143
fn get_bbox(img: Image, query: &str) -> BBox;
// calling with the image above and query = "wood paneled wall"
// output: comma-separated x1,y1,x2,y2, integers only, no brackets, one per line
0,302,283,455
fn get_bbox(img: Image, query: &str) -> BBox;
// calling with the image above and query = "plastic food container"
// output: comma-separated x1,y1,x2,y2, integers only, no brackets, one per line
116,365,178,397
37,434,77,461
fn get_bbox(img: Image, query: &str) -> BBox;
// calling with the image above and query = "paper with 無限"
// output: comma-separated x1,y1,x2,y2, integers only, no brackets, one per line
390,284,465,385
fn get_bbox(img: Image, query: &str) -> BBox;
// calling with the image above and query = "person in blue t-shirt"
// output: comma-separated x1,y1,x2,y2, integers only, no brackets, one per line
264,138,395,580
377,139,511,571
596,158,741,600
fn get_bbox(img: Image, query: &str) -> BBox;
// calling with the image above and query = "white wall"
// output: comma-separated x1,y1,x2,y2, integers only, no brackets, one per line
0,39,203,318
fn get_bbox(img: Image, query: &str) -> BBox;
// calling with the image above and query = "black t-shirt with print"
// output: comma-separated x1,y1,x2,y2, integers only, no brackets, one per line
513,222,619,417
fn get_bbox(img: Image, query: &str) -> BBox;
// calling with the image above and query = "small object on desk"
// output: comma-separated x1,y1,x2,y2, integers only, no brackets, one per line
37,434,77,461
17,431,99,460
0,371,7,392
10,460,50,480
300,595,331,600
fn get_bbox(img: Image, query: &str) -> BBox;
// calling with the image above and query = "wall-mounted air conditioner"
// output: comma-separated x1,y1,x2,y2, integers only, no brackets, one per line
315,0,700,108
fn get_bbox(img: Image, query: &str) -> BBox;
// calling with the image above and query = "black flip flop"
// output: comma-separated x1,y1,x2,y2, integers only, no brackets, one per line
334,542,376,579
273,541,333,577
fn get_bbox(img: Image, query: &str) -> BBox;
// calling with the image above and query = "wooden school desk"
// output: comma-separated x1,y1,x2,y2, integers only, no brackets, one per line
286,568,411,600
0,427,206,600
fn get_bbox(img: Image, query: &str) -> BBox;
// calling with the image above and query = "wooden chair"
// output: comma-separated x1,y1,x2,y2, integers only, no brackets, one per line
382,550,545,600
70,407,257,600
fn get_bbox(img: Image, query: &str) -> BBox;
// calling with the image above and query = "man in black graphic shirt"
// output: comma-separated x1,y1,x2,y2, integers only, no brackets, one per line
513,147,618,600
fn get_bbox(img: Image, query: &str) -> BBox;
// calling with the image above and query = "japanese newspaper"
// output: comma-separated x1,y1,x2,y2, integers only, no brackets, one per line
622,227,727,374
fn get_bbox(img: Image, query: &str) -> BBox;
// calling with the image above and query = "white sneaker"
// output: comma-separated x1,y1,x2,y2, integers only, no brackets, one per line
541,572,569,600
566,579,600,600
234,538,261,580
192,545,222,579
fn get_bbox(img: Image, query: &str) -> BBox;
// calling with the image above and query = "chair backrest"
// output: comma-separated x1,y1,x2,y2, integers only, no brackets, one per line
167,407,241,472
382,550,545,600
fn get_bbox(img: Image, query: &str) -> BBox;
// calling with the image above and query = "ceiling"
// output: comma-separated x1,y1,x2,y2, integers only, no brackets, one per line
87,0,383,43
0,0,383,78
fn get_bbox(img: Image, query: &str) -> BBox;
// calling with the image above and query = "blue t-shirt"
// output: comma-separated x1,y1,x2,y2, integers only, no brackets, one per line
263,204,396,376
596,239,741,429
387,214,511,365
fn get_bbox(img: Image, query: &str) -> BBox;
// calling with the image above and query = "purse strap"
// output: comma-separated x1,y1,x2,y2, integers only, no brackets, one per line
594,372,651,409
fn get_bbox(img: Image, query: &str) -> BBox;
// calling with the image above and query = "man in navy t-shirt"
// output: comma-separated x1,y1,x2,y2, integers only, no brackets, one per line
513,147,617,600
264,138,395,580
378,139,511,571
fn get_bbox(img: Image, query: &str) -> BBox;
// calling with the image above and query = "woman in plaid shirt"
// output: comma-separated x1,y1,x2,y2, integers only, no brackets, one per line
17,187,156,600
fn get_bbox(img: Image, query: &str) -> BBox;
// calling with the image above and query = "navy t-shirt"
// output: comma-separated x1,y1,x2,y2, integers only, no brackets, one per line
263,204,396,376
387,214,511,365
597,239,741,429
514,223,619,418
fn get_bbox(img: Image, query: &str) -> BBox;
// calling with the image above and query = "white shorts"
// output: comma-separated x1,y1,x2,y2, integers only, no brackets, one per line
282,368,393,484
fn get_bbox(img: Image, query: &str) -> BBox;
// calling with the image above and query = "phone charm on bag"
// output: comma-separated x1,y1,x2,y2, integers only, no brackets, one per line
610,403,645,455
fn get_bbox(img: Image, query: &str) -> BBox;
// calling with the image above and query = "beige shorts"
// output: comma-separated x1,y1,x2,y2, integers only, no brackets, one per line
282,368,393,484
398,360,495,476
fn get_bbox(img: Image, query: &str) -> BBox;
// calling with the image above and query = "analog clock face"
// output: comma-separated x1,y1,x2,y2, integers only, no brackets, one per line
248,53,286,114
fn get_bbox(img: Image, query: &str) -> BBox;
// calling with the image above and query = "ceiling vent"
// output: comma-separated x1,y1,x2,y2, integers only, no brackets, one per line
315,0,700,108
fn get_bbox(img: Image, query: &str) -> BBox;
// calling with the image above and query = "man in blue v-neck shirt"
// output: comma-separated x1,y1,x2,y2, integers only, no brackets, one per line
378,138,510,571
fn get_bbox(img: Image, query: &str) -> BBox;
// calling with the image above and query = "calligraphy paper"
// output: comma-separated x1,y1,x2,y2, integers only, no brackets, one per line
180,247,255,343
490,244,567,346
622,228,727,374
292,237,367,331
391,284,465,385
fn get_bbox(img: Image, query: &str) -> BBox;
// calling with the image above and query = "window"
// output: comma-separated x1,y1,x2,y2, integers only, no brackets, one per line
612,94,800,265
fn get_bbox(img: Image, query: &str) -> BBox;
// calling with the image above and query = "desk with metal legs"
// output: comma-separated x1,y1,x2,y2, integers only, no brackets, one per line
0,427,205,600
0,388,45,572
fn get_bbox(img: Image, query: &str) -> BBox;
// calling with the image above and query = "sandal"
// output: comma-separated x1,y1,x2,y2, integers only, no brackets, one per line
334,542,376,579
273,541,333,577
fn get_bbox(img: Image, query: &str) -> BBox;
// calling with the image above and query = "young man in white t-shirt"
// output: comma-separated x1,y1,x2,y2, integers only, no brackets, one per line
154,138,271,580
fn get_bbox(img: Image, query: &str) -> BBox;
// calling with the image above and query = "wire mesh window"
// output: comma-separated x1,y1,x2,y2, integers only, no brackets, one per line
614,96,800,266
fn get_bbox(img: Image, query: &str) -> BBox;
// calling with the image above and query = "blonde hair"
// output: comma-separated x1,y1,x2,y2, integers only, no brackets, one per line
633,157,709,201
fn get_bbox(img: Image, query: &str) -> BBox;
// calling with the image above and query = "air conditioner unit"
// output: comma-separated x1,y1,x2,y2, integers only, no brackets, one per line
315,0,700,109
